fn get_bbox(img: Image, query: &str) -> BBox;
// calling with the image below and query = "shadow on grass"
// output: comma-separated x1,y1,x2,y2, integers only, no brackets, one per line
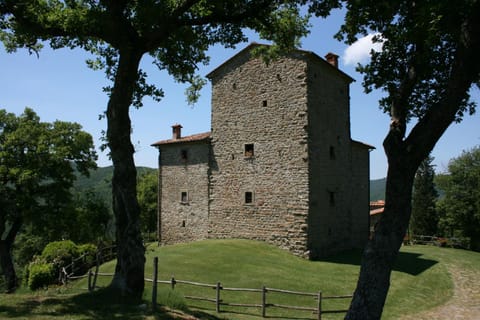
189,305,313,320
0,288,223,320
320,249,439,276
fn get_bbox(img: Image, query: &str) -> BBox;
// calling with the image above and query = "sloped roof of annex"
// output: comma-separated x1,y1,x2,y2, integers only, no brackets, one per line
151,131,211,147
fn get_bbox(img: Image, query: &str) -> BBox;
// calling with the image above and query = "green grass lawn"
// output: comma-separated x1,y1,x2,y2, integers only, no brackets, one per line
2,240,479,320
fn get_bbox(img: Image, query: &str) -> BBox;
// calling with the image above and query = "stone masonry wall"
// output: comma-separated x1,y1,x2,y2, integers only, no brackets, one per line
155,45,370,258
306,59,354,258
159,141,210,244
208,50,311,257
350,142,370,248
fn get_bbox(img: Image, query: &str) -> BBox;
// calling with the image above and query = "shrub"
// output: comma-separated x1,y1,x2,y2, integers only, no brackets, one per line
27,261,55,290
22,264,30,286
24,240,100,290
76,243,98,274
13,233,47,270
78,243,97,260
41,240,79,269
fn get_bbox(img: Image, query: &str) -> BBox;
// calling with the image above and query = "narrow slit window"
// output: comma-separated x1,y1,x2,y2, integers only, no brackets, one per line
262,100,268,107
329,146,336,160
329,192,335,206
245,144,254,157
245,192,253,204
181,191,188,203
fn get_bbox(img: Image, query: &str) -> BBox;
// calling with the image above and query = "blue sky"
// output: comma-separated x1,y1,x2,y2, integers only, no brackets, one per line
1,10,479,179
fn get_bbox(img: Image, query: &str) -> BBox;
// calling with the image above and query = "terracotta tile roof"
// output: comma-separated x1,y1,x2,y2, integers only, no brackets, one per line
151,132,211,147
370,200,385,216
370,207,384,216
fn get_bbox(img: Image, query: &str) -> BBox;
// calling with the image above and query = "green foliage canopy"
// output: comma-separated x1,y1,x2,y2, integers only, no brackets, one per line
0,0,309,103
0,107,97,226
410,155,438,236
0,107,97,291
137,170,158,235
1,0,310,297
437,146,480,251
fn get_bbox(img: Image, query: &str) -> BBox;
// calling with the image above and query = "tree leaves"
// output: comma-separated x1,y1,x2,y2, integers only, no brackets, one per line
0,107,97,218
437,146,480,250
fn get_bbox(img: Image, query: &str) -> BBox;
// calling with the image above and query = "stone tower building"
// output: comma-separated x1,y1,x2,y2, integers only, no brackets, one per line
152,43,373,259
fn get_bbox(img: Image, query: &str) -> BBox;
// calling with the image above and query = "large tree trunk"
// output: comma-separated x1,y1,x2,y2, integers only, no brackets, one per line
0,216,22,293
346,148,418,319
0,241,16,292
106,48,145,298
346,9,480,318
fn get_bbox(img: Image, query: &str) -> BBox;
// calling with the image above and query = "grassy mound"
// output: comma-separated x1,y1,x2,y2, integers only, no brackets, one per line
4,239,478,319
69,239,461,319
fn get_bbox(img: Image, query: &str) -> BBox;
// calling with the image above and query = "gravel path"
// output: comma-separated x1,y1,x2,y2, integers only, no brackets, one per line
401,262,480,320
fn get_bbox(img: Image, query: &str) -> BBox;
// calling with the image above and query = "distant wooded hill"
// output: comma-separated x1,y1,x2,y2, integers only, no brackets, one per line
73,166,156,208
368,176,448,202
370,178,386,201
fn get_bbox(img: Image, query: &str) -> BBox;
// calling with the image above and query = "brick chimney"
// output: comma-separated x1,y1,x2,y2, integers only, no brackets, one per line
325,52,339,68
172,124,182,139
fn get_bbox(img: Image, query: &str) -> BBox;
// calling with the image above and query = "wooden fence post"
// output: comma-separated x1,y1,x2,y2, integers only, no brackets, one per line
92,252,100,291
171,276,176,290
262,286,267,318
152,257,158,312
87,270,93,292
317,291,322,320
216,282,221,313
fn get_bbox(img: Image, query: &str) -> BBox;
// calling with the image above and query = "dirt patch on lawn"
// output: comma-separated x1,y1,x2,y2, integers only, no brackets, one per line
401,263,480,320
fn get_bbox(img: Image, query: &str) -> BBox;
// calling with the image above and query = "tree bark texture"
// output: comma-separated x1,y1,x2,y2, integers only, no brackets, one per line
346,10,480,318
0,216,22,293
106,48,145,298
346,152,417,319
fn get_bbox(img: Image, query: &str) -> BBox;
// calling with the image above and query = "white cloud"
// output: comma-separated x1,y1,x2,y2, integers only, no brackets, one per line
343,33,383,66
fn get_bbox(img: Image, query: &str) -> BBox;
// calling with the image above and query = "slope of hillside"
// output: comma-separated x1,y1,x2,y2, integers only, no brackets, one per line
68,239,461,320
73,166,156,207
370,177,386,201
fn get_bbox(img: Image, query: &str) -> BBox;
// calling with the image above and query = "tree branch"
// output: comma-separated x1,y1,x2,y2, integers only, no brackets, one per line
171,0,202,18
143,0,273,51
4,214,22,246
178,1,272,27
405,5,480,166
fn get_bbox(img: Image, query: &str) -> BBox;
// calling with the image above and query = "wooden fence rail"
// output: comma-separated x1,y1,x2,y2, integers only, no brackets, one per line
410,235,469,248
59,245,117,285
81,255,352,319
146,257,352,320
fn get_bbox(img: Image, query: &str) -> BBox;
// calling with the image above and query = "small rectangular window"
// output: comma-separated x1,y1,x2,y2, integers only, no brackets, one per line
245,191,253,204
329,146,336,160
329,192,335,206
262,100,268,107
245,144,254,157
181,191,188,204
181,149,188,161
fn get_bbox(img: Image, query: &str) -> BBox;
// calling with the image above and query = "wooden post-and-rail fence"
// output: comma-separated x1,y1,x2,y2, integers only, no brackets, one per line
59,245,117,287
82,255,352,319
145,257,351,319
